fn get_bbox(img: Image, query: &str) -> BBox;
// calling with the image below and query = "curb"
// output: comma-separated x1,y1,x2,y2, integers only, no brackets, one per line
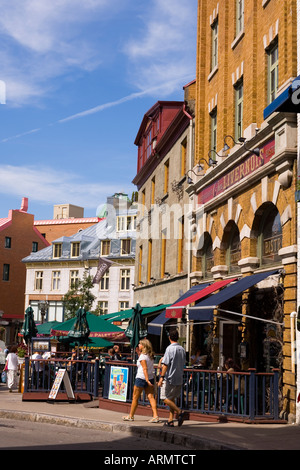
0,409,242,450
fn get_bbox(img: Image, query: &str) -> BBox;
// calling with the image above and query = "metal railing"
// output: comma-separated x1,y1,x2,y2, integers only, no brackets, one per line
24,357,100,397
102,362,281,420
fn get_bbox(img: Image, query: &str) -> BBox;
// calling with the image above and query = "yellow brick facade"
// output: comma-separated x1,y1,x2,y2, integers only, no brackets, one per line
191,0,298,421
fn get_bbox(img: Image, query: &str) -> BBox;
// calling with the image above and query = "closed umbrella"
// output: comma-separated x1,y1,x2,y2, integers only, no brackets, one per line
125,302,147,361
21,306,38,355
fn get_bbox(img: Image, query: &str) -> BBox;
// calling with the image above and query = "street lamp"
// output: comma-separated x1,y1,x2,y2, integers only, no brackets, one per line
223,135,260,156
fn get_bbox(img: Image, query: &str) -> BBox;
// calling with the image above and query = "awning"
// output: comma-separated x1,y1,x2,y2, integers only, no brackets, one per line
165,278,237,318
101,304,171,323
147,283,211,335
264,75,300,119
188,270,279,321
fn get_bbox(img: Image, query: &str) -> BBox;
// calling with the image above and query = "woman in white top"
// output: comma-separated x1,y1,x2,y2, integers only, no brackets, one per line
5,345,19,392
123,338,159,423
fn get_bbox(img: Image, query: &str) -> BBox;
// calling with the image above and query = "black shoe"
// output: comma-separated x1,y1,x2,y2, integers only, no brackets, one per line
178,412,185,426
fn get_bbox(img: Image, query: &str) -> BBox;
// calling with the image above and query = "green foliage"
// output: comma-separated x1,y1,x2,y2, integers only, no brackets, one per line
63,270,96,320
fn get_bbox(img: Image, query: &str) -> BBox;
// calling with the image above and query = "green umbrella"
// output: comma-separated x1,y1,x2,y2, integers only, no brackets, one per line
36,321,61,336
21,306,38,345
125,302,147,359
67,307,90,346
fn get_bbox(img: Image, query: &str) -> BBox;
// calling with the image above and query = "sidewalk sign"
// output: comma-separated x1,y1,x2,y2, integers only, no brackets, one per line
48,368,75,401
108,366,128,402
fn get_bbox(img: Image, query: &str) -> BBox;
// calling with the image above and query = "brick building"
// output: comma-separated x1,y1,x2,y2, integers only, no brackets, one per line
0,198,49,344
184,0,297,421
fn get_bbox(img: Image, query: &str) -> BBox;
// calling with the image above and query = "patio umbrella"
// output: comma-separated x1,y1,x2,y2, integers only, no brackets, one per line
125,302,147,361
67,307,90,345
21,307,38,354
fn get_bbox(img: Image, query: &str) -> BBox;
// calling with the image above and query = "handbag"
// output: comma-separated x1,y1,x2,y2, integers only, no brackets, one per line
1,371,7,383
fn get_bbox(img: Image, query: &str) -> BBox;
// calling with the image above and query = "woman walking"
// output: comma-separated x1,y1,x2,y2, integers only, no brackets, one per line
5,346,19,392
123,339,160,423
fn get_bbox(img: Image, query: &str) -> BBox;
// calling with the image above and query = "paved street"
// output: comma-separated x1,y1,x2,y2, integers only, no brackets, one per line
0,418,187,451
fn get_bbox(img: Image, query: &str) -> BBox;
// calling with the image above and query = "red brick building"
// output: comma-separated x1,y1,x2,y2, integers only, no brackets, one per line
0,198,49,344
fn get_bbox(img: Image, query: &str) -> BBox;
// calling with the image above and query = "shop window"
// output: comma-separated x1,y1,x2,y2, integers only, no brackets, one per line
197,233,214,278
258,206,282,265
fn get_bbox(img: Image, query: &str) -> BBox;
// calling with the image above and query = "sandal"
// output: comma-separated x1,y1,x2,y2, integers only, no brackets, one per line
177,412,185,427
163,420,174,427
123,416,134,421
148,417,160,423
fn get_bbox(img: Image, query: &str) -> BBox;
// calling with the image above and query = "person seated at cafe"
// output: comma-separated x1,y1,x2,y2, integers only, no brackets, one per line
113,344,122,361
190,348,207,368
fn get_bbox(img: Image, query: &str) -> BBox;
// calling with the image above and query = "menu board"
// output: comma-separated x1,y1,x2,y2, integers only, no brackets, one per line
48,369,75,400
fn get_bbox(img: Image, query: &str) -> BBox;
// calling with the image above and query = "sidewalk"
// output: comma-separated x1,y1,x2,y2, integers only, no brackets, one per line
1,384,300,450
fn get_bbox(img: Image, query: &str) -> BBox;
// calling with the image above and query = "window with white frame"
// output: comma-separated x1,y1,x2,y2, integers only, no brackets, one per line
100,271,109,290
120,269,130,291
53,243,62,258
268,41,278,104
211,20,218,71
236,0,244,36
121,239,131,256
71,242,80,257
235,80,243,140
35,271,43,290
210,109,217,153
119,301,130,311
101,240,111,256
70,270,79,288
98,301,108,315
52,271,61,290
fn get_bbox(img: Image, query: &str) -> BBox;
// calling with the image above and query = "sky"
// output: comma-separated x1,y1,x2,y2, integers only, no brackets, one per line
0,0,198,221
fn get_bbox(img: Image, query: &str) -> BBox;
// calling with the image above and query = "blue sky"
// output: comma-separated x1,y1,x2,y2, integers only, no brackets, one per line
0,0,197,221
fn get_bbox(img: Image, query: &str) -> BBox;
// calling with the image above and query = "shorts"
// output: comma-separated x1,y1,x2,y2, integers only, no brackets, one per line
135,377,154,388
160,380,182,400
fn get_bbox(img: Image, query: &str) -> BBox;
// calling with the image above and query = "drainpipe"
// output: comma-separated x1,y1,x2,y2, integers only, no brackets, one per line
296,0,300,424
291,312,297,374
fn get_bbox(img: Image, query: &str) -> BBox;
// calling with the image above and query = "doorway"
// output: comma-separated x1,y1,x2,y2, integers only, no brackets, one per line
219,320,240,368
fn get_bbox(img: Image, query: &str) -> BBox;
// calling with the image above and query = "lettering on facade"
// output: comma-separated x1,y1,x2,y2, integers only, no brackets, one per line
198,139,275,205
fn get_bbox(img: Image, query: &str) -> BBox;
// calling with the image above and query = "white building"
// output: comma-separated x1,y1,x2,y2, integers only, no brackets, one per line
22,193,137,323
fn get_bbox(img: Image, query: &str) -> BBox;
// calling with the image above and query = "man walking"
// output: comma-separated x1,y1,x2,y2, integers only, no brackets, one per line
158,329,186,427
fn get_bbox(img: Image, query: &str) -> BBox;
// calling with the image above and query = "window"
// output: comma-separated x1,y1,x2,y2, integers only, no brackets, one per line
5,237,11,249
119,301,130,311
70,270,79,288
211,20,218,70
259,206,282,265
53,243,62,258
120,269,130,291
98,301,108,315
3,264,10,281
146,126,152,159
226,225,241,273
151,177,155,205
177,218,184,273
138,246,143,284
147,239,152,283
101,240,111,256
32,241,38,253
161,231,167,278
210,110,217,153
164,160,169,194
100,271,109,290
268,41,278,104
235,80,243,140
35,271,43,290
71,242,80,257
181,139,187,178
198,234,214,279
121,239,131,255
236,0,244,35
52,271,61,290
117,216,125,232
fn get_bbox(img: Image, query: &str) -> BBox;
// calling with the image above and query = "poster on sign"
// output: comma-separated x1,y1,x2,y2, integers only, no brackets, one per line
108,366,128,402
48,369,75,401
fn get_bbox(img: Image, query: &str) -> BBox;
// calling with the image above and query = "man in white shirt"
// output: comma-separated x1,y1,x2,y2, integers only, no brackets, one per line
5,346,19,392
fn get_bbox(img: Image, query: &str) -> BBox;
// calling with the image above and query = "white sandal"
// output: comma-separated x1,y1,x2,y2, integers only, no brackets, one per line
123,415,134,421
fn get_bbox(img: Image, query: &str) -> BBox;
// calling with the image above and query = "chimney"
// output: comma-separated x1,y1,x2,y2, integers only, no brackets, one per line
20,197,28,213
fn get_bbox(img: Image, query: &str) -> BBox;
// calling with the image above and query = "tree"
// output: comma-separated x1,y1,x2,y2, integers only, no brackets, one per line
62,270,96,320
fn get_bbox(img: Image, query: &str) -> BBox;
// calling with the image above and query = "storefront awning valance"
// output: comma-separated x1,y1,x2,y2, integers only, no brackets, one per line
147,283,211,335
165,278,237,318
188,270,279,321
101,304,171,324
264,75,300,119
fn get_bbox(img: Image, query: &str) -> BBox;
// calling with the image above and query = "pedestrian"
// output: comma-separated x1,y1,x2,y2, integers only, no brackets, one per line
158,329,186,427
5,346,19,392
123,338,160,423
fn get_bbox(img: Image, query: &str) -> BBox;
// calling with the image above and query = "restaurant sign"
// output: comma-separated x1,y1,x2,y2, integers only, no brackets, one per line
198,139,275,205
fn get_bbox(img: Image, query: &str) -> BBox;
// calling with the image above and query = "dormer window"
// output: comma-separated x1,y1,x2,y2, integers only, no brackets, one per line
71,242,80,257
53,243,62,258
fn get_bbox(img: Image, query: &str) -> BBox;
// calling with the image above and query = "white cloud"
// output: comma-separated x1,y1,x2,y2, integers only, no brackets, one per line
0,165,132,210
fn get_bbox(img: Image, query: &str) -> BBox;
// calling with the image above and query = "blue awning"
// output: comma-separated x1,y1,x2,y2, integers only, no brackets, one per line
189,270,279,321
147,283,211,335
264,75,300,119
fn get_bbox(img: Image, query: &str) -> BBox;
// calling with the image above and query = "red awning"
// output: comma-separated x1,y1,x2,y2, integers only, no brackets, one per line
166,278,237,318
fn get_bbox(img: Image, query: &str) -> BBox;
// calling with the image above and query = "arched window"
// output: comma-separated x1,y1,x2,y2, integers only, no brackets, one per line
225,224,241,273
199,233,214,279
259,205,282,265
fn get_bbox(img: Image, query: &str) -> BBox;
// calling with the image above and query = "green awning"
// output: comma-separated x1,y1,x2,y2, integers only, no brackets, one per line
101,304,172,323
36,321,61,335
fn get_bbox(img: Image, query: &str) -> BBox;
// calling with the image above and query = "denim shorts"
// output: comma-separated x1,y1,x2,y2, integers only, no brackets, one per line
135,377,154,388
